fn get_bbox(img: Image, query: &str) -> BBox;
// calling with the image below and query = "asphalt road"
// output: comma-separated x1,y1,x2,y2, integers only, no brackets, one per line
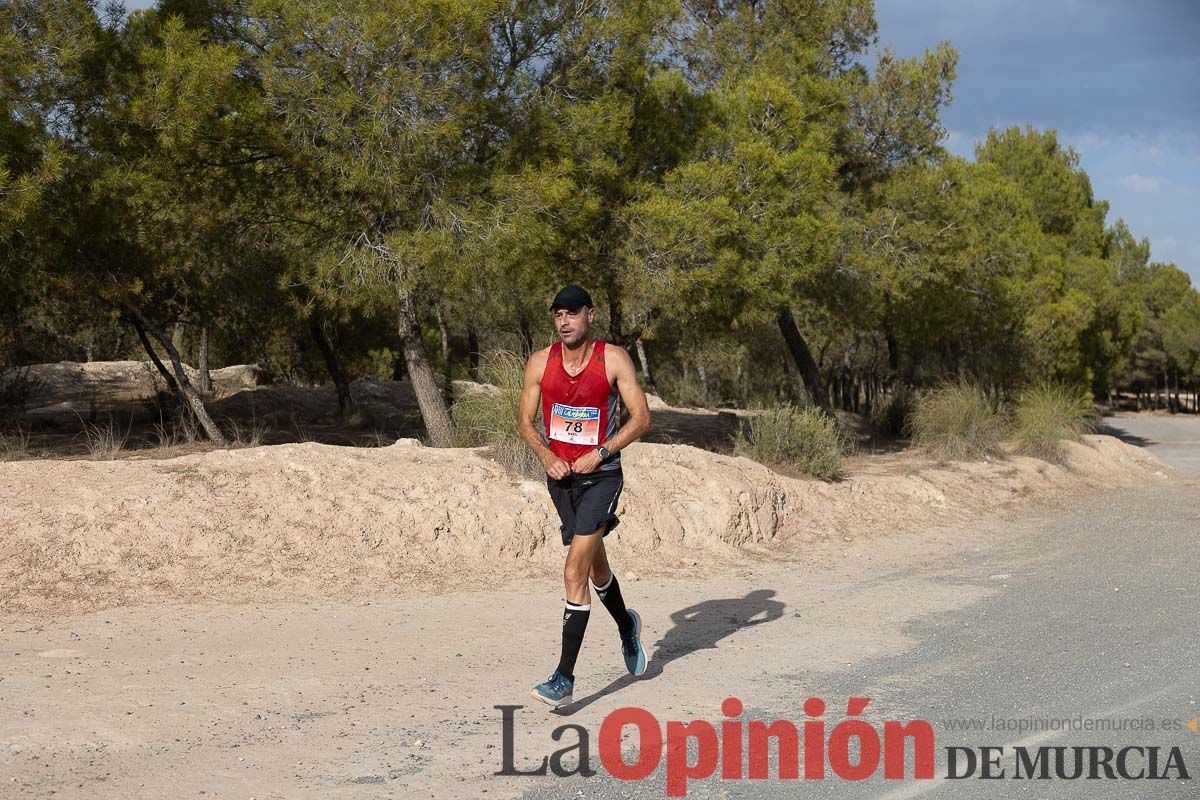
1099,415,1200,471
519,418,1200,799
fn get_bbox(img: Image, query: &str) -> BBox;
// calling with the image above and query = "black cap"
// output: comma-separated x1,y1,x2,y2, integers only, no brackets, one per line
550,284,593,311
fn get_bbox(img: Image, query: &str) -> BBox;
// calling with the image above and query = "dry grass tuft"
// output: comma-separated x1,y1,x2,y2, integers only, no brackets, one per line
225,417,269,448
81,416,131,460
734,404,848,480
451,350,543,479
1012,381,1096,463
908,381,1007,462
0,426,32,461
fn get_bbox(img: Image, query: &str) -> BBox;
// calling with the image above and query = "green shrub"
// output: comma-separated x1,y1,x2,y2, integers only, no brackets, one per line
734,404,847,480
908,381,1006,461
870,388,914,438
451,350,543,479
1012,381,1096,463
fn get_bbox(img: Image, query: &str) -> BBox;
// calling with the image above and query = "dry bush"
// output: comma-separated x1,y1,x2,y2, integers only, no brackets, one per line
451,350,543,479
734,404,848,480
81,416,131,460
908,381,1007,461
1012,381,1096,463
287,412,317,443
151,419,176,448
0,426,32,461
144,390,202,449
225,417,269,448
150,409,200,449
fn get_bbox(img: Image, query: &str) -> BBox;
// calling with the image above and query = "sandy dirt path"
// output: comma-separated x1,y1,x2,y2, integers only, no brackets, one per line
0,499,1129,800
0,429,1184,798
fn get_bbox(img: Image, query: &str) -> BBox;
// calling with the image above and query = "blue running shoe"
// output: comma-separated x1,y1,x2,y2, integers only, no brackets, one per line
530,670,574,708
622,609,647,676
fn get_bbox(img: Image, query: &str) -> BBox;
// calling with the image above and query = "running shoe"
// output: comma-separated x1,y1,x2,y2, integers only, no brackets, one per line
621,609,647,676
530,670,574,708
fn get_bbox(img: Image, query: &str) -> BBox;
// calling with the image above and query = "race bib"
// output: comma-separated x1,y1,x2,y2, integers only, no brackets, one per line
549,403,600,446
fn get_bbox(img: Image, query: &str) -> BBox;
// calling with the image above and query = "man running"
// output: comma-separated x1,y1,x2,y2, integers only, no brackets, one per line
518,284,653,708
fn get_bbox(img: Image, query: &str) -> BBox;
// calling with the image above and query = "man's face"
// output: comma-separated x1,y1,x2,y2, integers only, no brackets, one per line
553,306,594,346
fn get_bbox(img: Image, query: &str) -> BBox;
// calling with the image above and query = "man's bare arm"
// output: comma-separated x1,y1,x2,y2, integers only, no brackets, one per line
518,349,571,479
604,345,652,454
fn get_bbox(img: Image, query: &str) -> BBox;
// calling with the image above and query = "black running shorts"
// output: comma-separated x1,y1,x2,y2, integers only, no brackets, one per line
546,470,625,546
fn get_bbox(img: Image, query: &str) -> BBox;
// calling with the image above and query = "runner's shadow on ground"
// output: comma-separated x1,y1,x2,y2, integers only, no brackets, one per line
554,589,785,716
1094,422,1153,448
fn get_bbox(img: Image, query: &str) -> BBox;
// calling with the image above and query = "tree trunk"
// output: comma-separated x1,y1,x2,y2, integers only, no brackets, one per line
398,287,453,446
197,325,212,395
518,316,534,356
310,318,354,414
777,308,831,412
172,321,185,357
635,337,654,390
882,295,900,388
605,274,623,344
435,306,452,386
289,332,312,386
467,325,480,380
131,315,180,396
128,305,226,445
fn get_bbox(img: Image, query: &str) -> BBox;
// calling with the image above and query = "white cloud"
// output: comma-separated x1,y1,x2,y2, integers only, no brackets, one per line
1114,173,1167,193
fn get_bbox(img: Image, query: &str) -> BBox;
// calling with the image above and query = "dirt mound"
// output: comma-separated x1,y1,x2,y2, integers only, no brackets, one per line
16,361,260,421
0,435,1168,613
210,377,424,430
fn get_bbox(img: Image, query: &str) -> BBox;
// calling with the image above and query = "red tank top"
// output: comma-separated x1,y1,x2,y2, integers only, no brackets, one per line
540,340,621,470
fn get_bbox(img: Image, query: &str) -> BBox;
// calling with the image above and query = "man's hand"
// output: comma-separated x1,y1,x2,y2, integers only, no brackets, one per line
571,449,603,475
544,455,572,480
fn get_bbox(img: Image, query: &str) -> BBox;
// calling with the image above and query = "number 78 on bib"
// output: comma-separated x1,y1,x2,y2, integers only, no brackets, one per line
550,403,601,446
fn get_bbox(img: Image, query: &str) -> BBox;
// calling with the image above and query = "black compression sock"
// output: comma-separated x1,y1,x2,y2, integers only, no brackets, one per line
557,601,591,679
593,573,633,635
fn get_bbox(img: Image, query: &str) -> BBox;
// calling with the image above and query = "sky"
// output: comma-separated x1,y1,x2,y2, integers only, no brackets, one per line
124,0,1199,281
874,0,1200,282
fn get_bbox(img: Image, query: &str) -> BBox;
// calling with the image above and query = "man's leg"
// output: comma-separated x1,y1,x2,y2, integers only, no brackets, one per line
556,526,607,680
589,541,634,634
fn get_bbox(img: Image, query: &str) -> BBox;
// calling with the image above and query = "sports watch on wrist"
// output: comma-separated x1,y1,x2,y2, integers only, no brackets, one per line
597,446,611,460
